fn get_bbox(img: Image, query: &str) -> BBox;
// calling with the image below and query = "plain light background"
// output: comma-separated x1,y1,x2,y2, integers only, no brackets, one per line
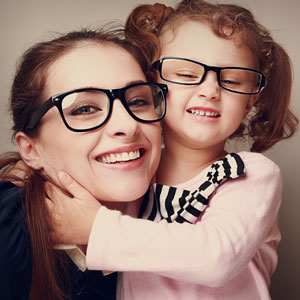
0,0,299,298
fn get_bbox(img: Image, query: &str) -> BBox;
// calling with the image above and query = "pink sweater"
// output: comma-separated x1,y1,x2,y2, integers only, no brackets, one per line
87,152,281,300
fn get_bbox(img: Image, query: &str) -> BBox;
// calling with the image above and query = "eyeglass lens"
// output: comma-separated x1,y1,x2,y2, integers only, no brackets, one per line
161,59,262,94
60,84,165,130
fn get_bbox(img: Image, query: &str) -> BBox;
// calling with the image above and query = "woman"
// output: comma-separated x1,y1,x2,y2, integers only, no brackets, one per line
0,27,167,300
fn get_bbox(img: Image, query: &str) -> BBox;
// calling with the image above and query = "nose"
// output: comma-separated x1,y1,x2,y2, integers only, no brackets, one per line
196,71,220,101
104,99,139,139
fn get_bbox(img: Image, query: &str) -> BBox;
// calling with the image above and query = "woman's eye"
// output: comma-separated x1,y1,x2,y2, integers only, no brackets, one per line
70,105,101,116
128,98,151,108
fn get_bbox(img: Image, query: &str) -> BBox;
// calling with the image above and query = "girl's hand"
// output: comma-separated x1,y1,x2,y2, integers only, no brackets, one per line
7,159,30,185
48,171,101,246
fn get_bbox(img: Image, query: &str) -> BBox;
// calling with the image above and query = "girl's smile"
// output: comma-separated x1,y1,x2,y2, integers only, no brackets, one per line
187,106,221,121
158,21,257,151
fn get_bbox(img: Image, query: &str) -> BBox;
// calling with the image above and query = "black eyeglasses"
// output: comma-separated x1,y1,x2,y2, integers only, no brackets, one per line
152,57,266,95
24,82,168,132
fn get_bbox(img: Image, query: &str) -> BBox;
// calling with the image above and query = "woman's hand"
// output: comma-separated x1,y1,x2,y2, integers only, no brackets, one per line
47,171,101,246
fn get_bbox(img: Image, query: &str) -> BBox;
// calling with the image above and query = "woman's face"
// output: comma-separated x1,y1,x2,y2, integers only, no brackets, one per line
28,45,161,203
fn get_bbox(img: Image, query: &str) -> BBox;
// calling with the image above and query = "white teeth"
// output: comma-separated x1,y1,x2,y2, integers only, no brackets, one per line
100,150,140,164
110,154,116,163
122,152,130,161
129,151,136,159
190,109,219,117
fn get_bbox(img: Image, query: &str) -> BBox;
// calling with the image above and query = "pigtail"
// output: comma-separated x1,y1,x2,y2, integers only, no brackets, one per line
249,41,298,152
125,3,174,66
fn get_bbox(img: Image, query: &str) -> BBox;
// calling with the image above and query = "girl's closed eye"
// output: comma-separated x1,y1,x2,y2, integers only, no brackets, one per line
175,71,200,81
220,78,241,86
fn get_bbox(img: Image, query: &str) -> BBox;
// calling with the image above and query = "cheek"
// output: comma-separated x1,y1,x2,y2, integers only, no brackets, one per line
223,95,249,117
36,129,85,175
166,85,194,107
147,124,162,169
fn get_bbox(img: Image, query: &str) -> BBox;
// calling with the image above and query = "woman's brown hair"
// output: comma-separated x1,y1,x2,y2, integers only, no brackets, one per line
125,0,299,152
0,26,150,300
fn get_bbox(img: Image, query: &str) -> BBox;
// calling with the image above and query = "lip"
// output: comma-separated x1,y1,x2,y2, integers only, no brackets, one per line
95,144,147,170
186,106,221,121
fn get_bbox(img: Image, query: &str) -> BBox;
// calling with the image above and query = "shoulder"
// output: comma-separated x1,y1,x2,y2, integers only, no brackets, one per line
0,180,29,245
210,152,282,226
217,152,282,210
0,181,25,222
0,180,22,197
238,151,281,179
0,181,32,299
0,181,30,252
0,180,23,202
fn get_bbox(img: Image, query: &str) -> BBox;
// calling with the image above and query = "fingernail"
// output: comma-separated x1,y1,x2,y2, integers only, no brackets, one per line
58,171,68,183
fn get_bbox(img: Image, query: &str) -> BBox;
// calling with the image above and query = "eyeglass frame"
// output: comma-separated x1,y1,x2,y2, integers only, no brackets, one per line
24,82,168,132
152,57,266,95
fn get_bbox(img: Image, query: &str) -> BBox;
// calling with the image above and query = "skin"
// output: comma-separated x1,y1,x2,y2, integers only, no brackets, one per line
42,21,262,246
156,21,259,185
16,44,162,211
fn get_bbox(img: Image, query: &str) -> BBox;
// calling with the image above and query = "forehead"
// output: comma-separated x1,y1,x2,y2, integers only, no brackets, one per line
46,44,145,95
160,21,256,68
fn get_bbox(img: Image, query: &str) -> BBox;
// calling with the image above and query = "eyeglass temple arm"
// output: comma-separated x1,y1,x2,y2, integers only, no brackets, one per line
151,61,161,70
25,98,54,130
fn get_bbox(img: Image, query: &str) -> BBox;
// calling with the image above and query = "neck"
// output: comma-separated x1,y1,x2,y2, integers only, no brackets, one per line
102,197,142,217
102,201,127,212
157,137,227,186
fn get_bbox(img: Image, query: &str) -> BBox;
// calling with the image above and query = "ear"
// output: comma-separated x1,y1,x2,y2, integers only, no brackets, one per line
245,94,259,116
15,132,43,170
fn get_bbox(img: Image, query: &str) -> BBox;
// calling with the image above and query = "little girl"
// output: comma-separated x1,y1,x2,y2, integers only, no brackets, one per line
53,1,299,299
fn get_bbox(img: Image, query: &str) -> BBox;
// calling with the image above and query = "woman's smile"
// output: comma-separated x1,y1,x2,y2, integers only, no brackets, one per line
32,45,162,202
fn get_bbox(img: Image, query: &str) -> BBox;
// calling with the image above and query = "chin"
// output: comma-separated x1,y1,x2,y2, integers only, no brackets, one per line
103,183,149,203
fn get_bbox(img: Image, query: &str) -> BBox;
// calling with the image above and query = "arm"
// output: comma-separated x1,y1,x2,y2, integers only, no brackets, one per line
0,182,32,299
86,154,281,286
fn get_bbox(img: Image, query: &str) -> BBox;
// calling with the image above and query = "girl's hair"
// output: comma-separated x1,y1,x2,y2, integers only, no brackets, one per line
0,27,150,300
125,0,299,152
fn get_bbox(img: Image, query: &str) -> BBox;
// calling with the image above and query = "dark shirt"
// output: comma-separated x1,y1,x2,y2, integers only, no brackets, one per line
0,181,117,300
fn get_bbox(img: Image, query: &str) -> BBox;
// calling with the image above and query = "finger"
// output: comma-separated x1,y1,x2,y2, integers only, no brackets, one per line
45,181,69,202
45,191,63,225
45,182,72,223
57,171,100,203
49,226,71,245
15,159,29,171
49,230,60,244
8,160,28,178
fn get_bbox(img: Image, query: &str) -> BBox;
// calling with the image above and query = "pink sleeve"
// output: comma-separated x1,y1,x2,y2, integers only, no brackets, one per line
86,154,281,286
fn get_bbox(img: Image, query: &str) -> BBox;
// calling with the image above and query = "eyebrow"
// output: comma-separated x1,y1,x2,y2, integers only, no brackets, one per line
79,80,146,91
124,80,146,87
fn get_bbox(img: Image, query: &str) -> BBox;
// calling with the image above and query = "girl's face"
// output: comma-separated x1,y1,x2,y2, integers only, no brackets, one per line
158,21,258,151
25,45,161,203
